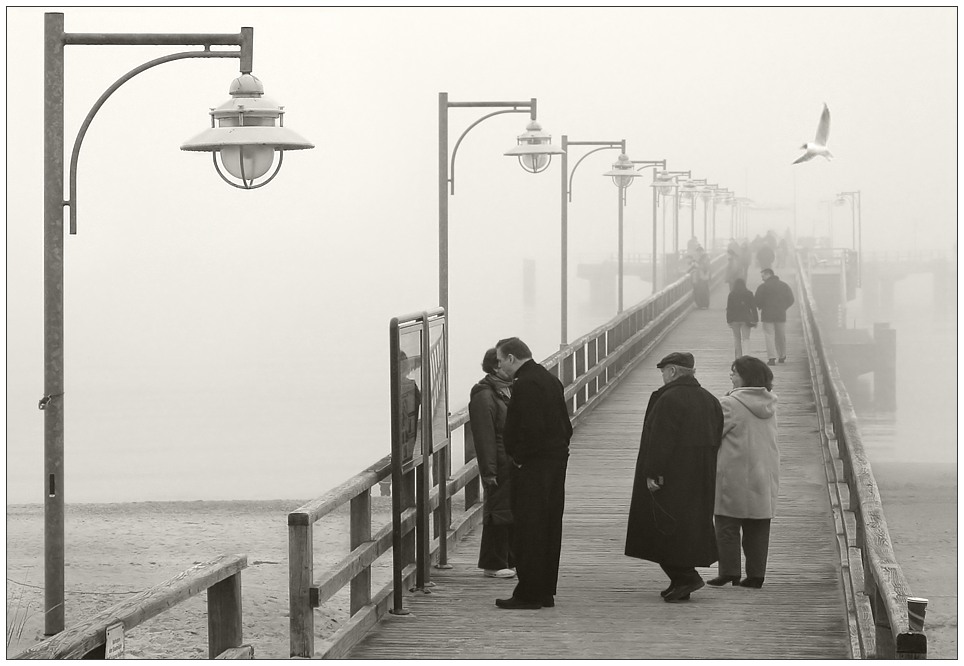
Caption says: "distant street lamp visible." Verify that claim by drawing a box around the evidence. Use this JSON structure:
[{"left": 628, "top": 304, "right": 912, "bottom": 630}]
[
  {"left": 602, "top": 153, "right": 644, "bottom": 313},
  {"left": 558, "top": 137, "right": 625, "bottom": 345},
  {"left": 652, "top": 169, "right": 690, "bottom": 253},
  {"left": 629, "top": 158, "right": 668, "bottom": 295},
  {"left": 439, "top": 92, "right": 563, "bottom": 316},
  {"left": 41, "top": 12, "right": 311, "bottom": 635},
  {"left": 678, "top": 178, "right": 707, "bottom": 246},
  {"left": 835, "top": 189, "right": 863, "bottom": 286},
  {"left": 699, "top": 183, "right": 719, "bottom": 249}
]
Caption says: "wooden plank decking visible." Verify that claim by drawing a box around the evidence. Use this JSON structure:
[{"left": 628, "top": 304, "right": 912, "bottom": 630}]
[{"left": 347, "top": 268, "right": 851, "bottom": 659}]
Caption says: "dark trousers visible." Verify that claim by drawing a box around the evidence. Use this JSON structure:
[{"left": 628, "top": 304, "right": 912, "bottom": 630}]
[
  {"left": 715, "top": 515, "right": 771, "bottom": 578},
  {"left": 509, "top": 458, "right": 568, "bottom": 602},
  {"left": 660, "top": 564, "right": 702, "bottom": 585},
  {"left": 478, "top": 522, "right": 514, "bottom": 570}
]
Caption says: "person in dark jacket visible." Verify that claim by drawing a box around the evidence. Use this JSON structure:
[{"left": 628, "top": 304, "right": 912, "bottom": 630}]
[
  {"left": 725, "top": 278, "right": 758, "bottom": 359},
  {"left": 494, "top": 337, "right": 573, "bottom": 610},
  {"left": 754, "top": 268, "right": 795, "bottom": 365},
  {"left": 625, "top": 351, "right": 723, "bottom": 603},
  {"left": 468, "top": 348, "right": 515, "bottom": 578}
]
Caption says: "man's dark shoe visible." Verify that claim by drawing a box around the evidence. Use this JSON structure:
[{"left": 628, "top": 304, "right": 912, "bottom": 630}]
[
  {"left": 541, "top": 595, "right": 555, "bottom": 608},
  {"left": 739, "top": 577, "right": 765, "bottom": 589},
  {"left": 707, "top": 575, "right": 741, "bottom": 587},
  {"left": 767, "top": 359, "right": 776, "bottom": 366},
  {"left": 778, "top": 357, "right": 786, "bottom": 363},
  {"left": 664, "top": 578, "right": 705, "bottom": 602},
  {"left": 496, "top": 596, "right": 541, "bottom": 610},
  {"left": 660, "top": 584, "right": 674, "bottom": 598}
]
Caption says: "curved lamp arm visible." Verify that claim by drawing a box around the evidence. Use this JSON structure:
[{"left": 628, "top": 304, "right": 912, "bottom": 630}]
[
  {"left": 568, "top": 146, "right": 619, "bottom": 202},
  {"left": 449, "top": 108, "right": 528, "bottom": 194},
  {"left": 67, "top": 49, "right": 244, "bottom": 234}
]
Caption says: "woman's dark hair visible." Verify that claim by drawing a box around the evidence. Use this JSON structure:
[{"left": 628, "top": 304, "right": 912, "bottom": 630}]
[
  {"left": 732, "top": 355, "right": 773, "bottom": 391},
  {"left": 481, "top": 347, "right": 499, "bottom": 375},
  {"left": 730, "top": 278, "right": 747, "bottom": 292}
]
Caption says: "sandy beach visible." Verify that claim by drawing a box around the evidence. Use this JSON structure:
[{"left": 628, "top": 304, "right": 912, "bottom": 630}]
[{"left": 6, "top": 463, "right": 956, "bottom": 659}]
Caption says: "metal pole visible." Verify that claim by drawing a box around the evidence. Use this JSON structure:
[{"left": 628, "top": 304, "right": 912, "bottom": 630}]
[
  {"left": 438, "top": 92, "right": 449, "bottom": 315},
  {"left": 703, "top": 197, "right": 709, "bottom": 249},
  {"left": 617, "top": 185, "right": 624, "bottom": 313},
  {"left": 560, "top": 136, "right": 568, "bottom": 346},
  {"left": 44, "top": 12, "right": 66, "bottom": 636},
  {"left": 651, "top": 171, "right": 658, "bottom": 293},
  {"left": 857, "top": 191, "right": 863, "bottom": 287},
  {"left": 673, "top": 188, "right": 680, "bottom": 253}
]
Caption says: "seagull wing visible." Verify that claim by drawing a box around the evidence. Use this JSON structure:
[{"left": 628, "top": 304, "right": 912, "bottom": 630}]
[
  {"left": 793, "top": 151, "right": 815, "bottom": 165},
  {"left": 814, "top": 103, "right": 831, "bottom": 146}
]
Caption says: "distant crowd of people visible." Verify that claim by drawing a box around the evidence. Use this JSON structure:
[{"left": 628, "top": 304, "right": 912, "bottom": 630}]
[{"left": 462, "top": 231, "right": 794, "bottom": 609}]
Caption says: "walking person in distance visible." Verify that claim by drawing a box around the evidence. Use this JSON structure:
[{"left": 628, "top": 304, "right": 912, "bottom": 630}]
[
  {"left": 468, "top": 348, "right": 515, "bottom": 579},
  {"left": 725, "top": 278, "right": 758, "bottom": 359},
  {"left": 754, "top": 268, "right": 795, "bottom": 365},
  {"left": 625, "top": 352, "right": 723, "bottom": 602},
  {"left": 709, "top": 356, "right": 779, "bottom": 589},
  {"left": 494, "top": 337, "right": 573, "bottom": 610}
]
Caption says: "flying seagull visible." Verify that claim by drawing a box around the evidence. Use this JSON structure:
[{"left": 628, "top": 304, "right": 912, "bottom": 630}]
[{"left": 793, "top": 103, "right": 833, "bottom": 164}]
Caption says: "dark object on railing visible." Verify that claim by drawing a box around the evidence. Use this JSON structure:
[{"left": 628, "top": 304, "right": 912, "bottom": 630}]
[
  {"left": 795, "top": 250, "right": 925, "bottom": 659},
  {"left": 14, "top": 554, "right": 249, "bottom": 659}
]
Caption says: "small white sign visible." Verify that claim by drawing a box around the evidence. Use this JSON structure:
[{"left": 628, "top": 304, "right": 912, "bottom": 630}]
[{"left": 105, "top": 622, "right": 125, "bottom": 660}]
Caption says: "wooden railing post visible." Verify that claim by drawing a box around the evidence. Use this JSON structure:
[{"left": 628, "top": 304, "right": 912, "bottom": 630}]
[
  {"left": 350, "top": 491, "right": 373, "bottom": 615},
  {"left": 207, "top": 571, "right": 243, "bottom": 659},
  {"left": 288, "top": 517, "right": 314, "bottom": 658}
]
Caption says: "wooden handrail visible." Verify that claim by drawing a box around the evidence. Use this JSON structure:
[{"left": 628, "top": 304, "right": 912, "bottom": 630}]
[
  {"left": 288, "top": 252, "right": 727, "bottom": 659},
  {"left": 794, "top": 251, "right": 926, "bottom": 659},
  {"left": 15, "top": 554, "right": 249, "bottom": 660}
]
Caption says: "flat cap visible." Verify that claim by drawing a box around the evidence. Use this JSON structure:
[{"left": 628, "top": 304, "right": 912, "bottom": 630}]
[{"left": 656, "top": 351, "right": 695, "bottom": 369}]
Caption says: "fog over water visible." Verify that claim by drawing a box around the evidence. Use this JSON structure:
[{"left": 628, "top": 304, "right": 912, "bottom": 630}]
[{"left": 5, "top": 7, "right": 956, "bottom": 503}]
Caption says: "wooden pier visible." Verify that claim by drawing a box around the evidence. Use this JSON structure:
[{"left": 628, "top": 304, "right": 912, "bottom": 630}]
[{"left": 346, "top": 273, "right": 851, "bottom": 659}]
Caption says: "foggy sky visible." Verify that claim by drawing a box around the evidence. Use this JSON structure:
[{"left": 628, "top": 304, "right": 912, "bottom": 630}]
[{"left": 5, "top": 7, "right": 957, "bottom": 503}]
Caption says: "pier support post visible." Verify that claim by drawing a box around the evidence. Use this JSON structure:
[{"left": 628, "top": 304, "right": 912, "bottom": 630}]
[{"left": 873, "top": 322, "right": 897, "bottom": 410}]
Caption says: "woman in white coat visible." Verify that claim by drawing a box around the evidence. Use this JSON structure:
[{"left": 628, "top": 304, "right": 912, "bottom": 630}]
[{"left": 708, "top": 355, "right": 779, "bottom": 589}]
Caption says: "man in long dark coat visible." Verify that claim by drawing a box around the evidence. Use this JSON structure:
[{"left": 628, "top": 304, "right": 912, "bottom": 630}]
[
  {"left": 495, "top": 337, "right": 573, "bottom": 610},
  {"left": 625, "top": 351, "right": 723, "bottom": 602}
]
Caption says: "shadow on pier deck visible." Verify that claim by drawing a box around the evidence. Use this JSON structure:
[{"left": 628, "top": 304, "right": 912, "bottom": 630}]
[{"left": 346, "top": 274, "right": 850, "bottom": 659}]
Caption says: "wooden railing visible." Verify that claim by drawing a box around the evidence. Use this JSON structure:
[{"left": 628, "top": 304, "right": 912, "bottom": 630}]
[
  {"left": 14, "top": 554, "right": 250, "bottom": 659},
  {"left": 288, "top": 254, "right": 726, "bottom": 659},
  {"left": 795, "top": 252, "right": 927, "bottom": 659}
]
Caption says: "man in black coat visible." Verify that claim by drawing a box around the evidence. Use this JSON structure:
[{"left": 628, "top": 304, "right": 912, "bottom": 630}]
[
  {"left": 494, "top": 337, "right": 573, "bottom": 610},
  {"left": 625, "top": 352, "right": 723, "bottom": 602},
  {"left": 754, "top": 268, "right": 796, "bottom": 365}
]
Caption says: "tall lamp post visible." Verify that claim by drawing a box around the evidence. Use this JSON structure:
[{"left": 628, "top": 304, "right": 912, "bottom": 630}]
[
  {"left": 652, "top": 170, "right": 690, "bottom": 283},
  {"left": 628, "top": 159, "right": 667, "bottom": 294},
  {"left": 603, "top": 154, "right": 644, "bottom": 313},
  {"left": 558, "top": 137, "right": 625, "bottom": 345},
  {"left": 439, "top": 92, "right": 563, "bottom": 317},
  {"left": 835, "top": 190, "right": 862, "bottom": 286},
  {"left": 678, "top": 177, "right": 708, "bottom": 246},
  {"left": 41, "top": 12, "right": 312, "bottom": 635},
  {"left": 699, "top": 183, "right": 719, "bottom": 250}
]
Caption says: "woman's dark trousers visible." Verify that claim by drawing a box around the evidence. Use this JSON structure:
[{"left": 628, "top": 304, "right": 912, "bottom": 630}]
[
  {"left": 478, "top": 521, "right": 514, "bottom": 570},
  {"left": 509, "top": 458, "right": 568, "bottom": 603},
  {"left": 715, "top": 514, "right": 771, "bottom": 578}
]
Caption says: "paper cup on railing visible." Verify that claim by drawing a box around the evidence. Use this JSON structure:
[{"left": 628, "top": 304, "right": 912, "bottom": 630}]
[{"left": 906, "top": 597, "right": 928, "bottom": 632}]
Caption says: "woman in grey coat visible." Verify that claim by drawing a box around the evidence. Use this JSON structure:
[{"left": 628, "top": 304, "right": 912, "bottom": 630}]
[
  {"left": 468, "top": 348, "right": 515, "bottom": 577},
  {"left": 709, "top": 355, "right": 779, "bottom": 589}
]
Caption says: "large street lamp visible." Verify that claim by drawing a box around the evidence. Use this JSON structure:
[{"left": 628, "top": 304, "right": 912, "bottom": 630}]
[
  {"left": 41, "top": 12, "right": 311, "bottom": 635},
  {"left": 558, "top": 137, "right": 625, "bottom": 345},
  {"left": 602, "top": 153, "right": 644, "bottom": 313},
  {"left": 835, "top": 190, "right": 863, "bottom": 286},
  {"left": 438, "top": 92, "right": 563, "bottom": 316},
  {"left": 628, "top": 158, "right": 668, "bottom": 295}
]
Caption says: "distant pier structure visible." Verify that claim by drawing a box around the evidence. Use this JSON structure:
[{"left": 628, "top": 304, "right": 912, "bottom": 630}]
[{"left": 805, "top": 247, "right": 955, "bottom": 410}]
